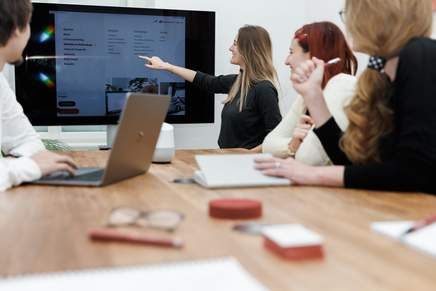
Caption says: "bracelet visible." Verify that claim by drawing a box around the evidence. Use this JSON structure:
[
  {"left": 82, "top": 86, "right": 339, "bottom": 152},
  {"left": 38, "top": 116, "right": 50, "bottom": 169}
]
[{"left": 287, "top": 146, "right": 296, "bottom": 158}]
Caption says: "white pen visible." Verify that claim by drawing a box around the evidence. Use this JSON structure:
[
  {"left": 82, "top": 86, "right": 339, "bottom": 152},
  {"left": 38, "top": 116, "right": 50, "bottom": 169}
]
[
  {"left": 137, "top": 55, "right": 148, "bottom": 60},
  {"left": 325, "top": 57, "right": 341, "bottom": 66}
]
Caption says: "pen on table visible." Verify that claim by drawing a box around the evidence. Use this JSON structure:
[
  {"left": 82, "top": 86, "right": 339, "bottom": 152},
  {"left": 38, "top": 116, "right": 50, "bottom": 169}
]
[
  {"left": 89, "top": 228, "right": 184, "bottom": 248},
  {"left": 401, "top": 214, "right": 436, "bottom": 236}
]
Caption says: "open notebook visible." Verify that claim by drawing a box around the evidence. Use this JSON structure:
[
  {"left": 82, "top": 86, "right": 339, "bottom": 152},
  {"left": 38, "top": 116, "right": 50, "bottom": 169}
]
[
  {"left": 0, "top": 257, "right": 268, "bottom": 291},
  {"left": 371, "top": 221, "right": 436, "bottom": 258},
  {"left": 193, "top": 154, "right": 291, "bottom": 188}
]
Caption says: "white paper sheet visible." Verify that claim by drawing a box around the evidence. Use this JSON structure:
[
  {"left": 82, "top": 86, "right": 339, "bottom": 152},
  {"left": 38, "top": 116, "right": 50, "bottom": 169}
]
[
  {"left": 0, "top": 257, "right": 268, "bottom": 291},
  {"left": 371, "top": 221, "right": 436, "bottom": 258}
]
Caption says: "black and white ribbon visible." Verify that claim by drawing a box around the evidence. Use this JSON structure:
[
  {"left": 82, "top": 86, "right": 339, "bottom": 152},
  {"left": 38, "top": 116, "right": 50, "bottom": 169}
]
[{"left": 367, "top": 56, "right": 386, "bottom": 73}]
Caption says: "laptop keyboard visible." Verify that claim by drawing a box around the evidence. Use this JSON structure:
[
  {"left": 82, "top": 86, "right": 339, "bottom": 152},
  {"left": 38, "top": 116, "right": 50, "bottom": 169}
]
[
  {"left": 42, "top": 169, "right": 104, "bottom": 182},
  {"left": 69, "top": 170, "right": 104, "bottom": 181}
]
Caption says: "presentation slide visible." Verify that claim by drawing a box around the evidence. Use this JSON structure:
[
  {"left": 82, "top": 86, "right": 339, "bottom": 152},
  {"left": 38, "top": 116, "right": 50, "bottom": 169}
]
[{"left": 53, "top": 11, "right": 186, "bottom": 117}]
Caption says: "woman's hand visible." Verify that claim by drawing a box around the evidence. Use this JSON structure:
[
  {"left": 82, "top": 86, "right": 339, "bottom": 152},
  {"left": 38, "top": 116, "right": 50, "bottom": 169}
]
[
  {"left": 291, "top": 57, "right": 332, "bottom": 128},
  {"left": 255, "top": 156, "right": 315, "bottom": 185},
  {"left": 143, "top": 56, "right": 172, "bottom": 71},
  {"left": 31, "top": 151, "right": 77, "bottom": 176},
  {"left": 255, "top": 156, "right": 345, "bottom": 187},
  {"left": 288, "top": 115, "right": 314, "bottom": 155},
  {"left": 291, "top": 57, "right": 325, "bottom": 103},
  {"left": 142, "top": 56, "right": 196, "bottom": 82}
]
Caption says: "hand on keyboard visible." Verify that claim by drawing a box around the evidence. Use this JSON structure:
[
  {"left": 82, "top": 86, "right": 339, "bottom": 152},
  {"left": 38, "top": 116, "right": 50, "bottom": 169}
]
[
  {"left": 31, "top": 151, "right": 77, "bottom": 177},
  {"left": 46, "top": 170, "right": 76, "bottom": 179}
]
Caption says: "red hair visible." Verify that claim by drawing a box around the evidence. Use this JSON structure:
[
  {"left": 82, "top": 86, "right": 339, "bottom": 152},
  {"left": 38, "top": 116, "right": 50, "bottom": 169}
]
[{"left": 294, "top": 22, "right": 357, "bottom": 88}]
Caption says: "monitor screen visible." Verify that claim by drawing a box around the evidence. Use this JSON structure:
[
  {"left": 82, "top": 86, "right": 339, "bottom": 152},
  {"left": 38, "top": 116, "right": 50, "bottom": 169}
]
[{"left": 15, "top": 3, "right": 215, "bottom": 125}]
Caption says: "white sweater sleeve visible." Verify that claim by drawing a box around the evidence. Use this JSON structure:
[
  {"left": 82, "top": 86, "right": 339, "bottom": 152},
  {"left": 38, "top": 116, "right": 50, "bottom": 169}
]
[
  {"left": 262, "top": 96, "right": 305, "bottom": 158},
  {"left": 295, "top": 74, "right": 357, "bottom": 165},
  {"left": 0, "top": 73, "right": 44, "bottom": 191},
  {"left": 0, "top": 157, "right": 42, "bottom": 191},
  {"left": 0, "top": 74, "right": 45, "bottom": 157}
]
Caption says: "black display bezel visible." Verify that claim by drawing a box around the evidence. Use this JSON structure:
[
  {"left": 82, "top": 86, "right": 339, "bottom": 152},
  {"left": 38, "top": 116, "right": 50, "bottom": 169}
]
[{"left": 15, "top": 3, "right": 215, "bottom": 125}]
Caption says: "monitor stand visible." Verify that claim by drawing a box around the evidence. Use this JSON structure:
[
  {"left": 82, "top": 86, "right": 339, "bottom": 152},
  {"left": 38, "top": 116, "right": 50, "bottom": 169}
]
[{"left": 98, "top": 125, "right": 117, "bottom": 150}]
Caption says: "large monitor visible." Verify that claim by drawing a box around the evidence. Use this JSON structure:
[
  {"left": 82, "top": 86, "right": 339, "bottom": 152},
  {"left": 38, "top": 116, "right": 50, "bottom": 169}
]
[{"left": 15, "top": 3, "right": 215, "bottom": 125}]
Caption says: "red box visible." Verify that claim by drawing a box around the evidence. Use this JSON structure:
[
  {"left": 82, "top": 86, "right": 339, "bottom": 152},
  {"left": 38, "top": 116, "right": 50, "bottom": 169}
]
[
  {"left": 262, "top": 224, "right": 324, "bottom": 260},
  {"left": 264, "top": 237, "right": 324, "bottom": 260}
]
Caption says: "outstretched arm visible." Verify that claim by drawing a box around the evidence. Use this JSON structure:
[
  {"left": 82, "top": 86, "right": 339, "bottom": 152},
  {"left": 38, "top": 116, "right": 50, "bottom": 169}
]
[{"left": 143, "top": 56, "right": 196, "bottom": 82}]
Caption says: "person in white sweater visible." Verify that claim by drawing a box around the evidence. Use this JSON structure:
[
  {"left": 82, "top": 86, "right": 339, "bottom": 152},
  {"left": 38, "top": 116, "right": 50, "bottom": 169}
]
[
  {"left": 0, "top": 0, "right": 76, "bottom": 191},
  {"left": 262, "top": 22, "right": 357, "bottom": 165}
]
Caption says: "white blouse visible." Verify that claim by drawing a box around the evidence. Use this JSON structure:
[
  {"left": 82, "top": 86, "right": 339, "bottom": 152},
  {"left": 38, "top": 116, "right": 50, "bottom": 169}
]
[
  {"left": 0, "top": 72, "right": 45, "bottom": 191},
  {"left": 262, "top": 73, "right": 357, "bottom": 165}
]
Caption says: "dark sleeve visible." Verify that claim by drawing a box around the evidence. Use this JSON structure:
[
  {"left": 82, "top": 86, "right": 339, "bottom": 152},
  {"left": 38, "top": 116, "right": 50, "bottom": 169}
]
[
  {"left": 255, "top": 82, "right": 282, "bottom": 132},
  {"left": 313, "top": 117, "right": 352, "bottom": 165},
  {"left": 343, "top": 38, "right": 436, "bottom": 193},
  {"left": 192, "top": 71, "right": 237, "bottom": 94},
  {"left": 343, "top": 161, "right": 431, "bottom": 192}
]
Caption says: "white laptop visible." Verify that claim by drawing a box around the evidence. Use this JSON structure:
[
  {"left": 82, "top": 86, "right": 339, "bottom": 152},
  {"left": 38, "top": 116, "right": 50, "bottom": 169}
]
[{"left": 193, "top": 154, "right": 291, "bottom": 188}]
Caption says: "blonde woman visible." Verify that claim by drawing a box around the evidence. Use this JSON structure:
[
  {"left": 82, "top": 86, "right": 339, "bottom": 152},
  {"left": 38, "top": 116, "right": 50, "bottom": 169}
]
[
  {"left": 143, "top": 25, "right": 281, "bottom": 149},
  {"left": 262, "top": 22, "right": 357, "bottom": 165},
  {"left": 256, "top": 0, "right": 436, "bottom": 194}
]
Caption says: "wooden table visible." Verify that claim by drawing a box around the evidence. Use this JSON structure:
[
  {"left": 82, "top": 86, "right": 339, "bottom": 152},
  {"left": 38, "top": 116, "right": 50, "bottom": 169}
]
[{"left": 1, "top": 150, "right": 436, "bottom": 290}]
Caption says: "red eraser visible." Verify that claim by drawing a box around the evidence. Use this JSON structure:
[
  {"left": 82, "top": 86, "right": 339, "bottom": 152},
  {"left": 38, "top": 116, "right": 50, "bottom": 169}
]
[
  {"left": 209, "top": 198, "right": 262, "bottom": 219},
  {"left": 262, "top": 224, "right": 324, "bottom": 260}
]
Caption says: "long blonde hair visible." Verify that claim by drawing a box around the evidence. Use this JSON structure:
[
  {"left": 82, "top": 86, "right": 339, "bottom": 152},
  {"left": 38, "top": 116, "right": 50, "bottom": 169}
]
[
  {"left": 225, "top": 25, "right": 279, "bottom": 112},
  {"left": 341, "top": 0, "right": 433, "bottom": 163}
]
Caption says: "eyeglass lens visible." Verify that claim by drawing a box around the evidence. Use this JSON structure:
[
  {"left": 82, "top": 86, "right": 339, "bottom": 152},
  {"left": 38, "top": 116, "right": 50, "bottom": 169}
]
[{"left": 108, "top": 207, "right": 184, "bottom": 231}]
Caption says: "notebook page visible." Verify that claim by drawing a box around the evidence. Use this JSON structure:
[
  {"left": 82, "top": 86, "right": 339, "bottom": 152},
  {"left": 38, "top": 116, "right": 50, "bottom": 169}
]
[
  {"left": 195, "top": 154, "right": 290, "bottom": 188},
  {"left": 0, "top": 257, "right": 268, "bottom": 291},
  {"left": 371, "top": 221, "right": 414, "bottom": 238},
  {"left": 371, "top": 221, "right": 436, "bottom": 258},
  {"left": 404, "top": 223, "right": 436, "bottom": 258}
]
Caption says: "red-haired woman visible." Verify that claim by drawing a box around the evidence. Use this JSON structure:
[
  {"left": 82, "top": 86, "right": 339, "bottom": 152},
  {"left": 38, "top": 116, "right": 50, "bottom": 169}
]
[{"left": 262, "top": 22, "right": 358, "bottom": 165}]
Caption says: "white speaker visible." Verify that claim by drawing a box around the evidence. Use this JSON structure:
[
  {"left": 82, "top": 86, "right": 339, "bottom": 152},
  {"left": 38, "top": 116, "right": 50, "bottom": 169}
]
[{"left": 152, "top": 122, "right": 175, "bottom": 163}]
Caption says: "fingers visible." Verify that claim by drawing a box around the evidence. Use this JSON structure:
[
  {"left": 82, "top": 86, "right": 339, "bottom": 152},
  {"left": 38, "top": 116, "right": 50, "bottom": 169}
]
[
  {"left": 139, "top": 56, "right": 152, "bottom": 63},
  {"left": 293, "top": 131, "right": 306, "bottom": 142},
  {"left": 312, "top": 57, "right": 326, "bottom": 76},
  {"left": 52, "top": 163, "right": 76, "bottom": 177},
  {"left": 292, "top": 60, "right": 318, "bottom": 84},
  {"left": 54, "top": 154, "right": 78, "bottom": 169},
  {"left": 293, "top": 125, "right": 311, "bottom": 141},
  {"left": 299, "top": 60, "right": 316, "bottom": 78},
  {"left": 291, "top": 71, "right": 303, "bottom": 84},
  {"left": 300, "top": 114, "right": 314, "bottom": 125},
  {"left": 143, "top": 56, "right": 159, "bottom": 68},
  {"left": 255, "top": 161, "right": 279, "bottom": 170},
  {"left": 294, "top": 67, "right": 307, "bottom": 82},
  {"left": 261, "top": 168, "right": 287, "bottom": 178},
  {"left": 296, "top": 124, "right": 312, "bottom": 130},
  {"left": 254, "top": 157, "right": 283, "bottom": 170},
  {"left": 312, "top": 57, "right": 325, "bottom": 67},
  {"left": 254, "top": 156, "right": 282, "bottom": 163}
]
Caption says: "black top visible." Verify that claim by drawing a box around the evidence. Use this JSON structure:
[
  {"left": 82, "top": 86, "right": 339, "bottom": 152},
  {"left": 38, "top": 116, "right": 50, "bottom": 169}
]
[
  {"left": 313, "top": 37, "right": 436, "bottom": 194},
  {"left": 193, "top": 71, "right": 282, "bottom": 149}
]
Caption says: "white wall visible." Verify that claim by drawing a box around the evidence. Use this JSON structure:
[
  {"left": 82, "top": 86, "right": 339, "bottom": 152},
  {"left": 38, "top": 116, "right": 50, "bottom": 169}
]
[
  {"left": 154, "top": 0, "right": 306, "bottom": 148},
  {"left": 4, "top": 1, "right": 436, "bottom": 149},
  {"left": 305, "top": 0, "right": 368, "bottom": 75}
]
